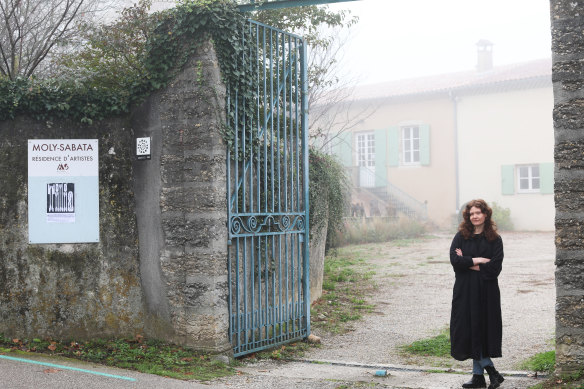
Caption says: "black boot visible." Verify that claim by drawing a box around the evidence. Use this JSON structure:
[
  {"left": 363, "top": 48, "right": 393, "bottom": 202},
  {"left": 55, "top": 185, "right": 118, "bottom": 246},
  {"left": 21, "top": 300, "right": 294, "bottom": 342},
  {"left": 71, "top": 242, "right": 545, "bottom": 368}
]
[
  {"left": 462, "top": 374, "right": 487, "bottom": 388},
  {"left": 484, "top": 365, "right": 504, "bottom": 389}
]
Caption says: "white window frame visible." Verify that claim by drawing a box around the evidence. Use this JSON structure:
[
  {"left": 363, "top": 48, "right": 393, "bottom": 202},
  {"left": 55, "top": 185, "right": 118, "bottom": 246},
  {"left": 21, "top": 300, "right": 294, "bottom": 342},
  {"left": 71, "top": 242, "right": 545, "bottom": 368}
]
[
  {"left": 517, "top": 165, "right": 540, "bottom": 193},
  {"left": 356, "top": 132, "right": 375, "bottom": 168},
  {"left": 401, "top": 125, "right": 420, "bottom": 165}
]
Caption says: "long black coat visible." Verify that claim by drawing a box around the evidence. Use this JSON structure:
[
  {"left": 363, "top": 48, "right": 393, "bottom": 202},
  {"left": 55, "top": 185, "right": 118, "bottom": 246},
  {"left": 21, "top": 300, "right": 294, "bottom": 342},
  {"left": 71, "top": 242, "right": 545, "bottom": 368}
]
[{"left": 449, "top": 231, "right": 504, "bottom": 361}]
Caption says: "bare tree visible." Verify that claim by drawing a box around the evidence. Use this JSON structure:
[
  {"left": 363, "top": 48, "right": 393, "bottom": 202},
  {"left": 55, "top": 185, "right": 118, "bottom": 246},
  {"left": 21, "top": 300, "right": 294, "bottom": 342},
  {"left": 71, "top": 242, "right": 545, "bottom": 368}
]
[
  {"left": 307, "top": 26, "right": 377, "bottom": 151},
  {"left": 0, "top": 0, "right": 114, "bottom": 79}
]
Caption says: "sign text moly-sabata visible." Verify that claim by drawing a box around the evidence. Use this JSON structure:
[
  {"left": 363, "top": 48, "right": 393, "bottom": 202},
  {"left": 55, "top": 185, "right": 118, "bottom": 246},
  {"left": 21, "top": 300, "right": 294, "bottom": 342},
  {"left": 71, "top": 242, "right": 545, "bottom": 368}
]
[{"left": 32, "top": 143, "right": 94, "bottom": 152}]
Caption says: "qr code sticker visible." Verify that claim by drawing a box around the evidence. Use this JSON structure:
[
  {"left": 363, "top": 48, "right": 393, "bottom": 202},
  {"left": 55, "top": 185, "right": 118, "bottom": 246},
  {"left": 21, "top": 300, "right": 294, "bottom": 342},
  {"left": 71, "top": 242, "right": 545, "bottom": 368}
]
[{"left": 137, "top": 138, "right": 150, "bottom": 155}]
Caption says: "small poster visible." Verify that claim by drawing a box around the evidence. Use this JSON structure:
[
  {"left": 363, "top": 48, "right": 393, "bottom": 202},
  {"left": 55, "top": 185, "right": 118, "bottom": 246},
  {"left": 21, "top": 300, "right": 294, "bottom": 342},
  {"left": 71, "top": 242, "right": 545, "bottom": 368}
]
[
  {"left": 28, "top": 139, "right": 99, "bottom": 244},
  {"left": 46, "top": 183, "right": 75, "bottom": 223}
]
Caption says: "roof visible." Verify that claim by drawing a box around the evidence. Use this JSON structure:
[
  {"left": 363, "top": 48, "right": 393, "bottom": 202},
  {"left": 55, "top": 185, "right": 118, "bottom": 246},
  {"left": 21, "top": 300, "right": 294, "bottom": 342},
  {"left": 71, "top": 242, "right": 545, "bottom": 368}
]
[{"left": 350, "top": 58, "right": 552, "bottom": 101}]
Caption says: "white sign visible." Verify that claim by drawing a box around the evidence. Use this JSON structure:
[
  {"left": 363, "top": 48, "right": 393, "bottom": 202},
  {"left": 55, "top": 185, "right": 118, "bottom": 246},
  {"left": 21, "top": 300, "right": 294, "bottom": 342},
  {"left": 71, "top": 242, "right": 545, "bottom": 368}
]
[
  {"left": 28, "top": 140, "right": 98, "bottom": 177},
  {"left": 136, "top": 137, "right": 151, "bottom": 160},
  {"left": 28, "top": 139, "right": 99, "bottom": 244}
]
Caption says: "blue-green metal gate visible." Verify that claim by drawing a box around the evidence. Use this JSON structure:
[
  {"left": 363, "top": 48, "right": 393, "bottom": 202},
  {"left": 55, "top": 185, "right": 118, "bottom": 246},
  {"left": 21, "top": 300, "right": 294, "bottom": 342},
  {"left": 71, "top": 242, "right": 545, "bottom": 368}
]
[{"left": 226, "top": 20, "right": 310, "bottom": 357}]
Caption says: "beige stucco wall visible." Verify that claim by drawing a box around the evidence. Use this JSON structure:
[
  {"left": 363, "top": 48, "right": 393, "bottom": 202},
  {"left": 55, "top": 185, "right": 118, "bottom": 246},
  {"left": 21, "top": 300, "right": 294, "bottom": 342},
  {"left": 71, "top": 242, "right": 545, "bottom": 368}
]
[
  {"left": 457, "top": 87, "right": 554, "bottom": 231},
  {"left": 340, "top": 97, "right": 458, "bottom": 228}
]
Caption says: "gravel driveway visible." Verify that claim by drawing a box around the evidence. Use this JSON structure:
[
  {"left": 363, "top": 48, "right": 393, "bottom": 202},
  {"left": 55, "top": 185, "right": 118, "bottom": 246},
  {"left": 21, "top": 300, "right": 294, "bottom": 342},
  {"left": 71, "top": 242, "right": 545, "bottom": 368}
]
[
  {"left": 306, "top": 231, "right": 556, "bottom": 371},
  {"left": 212, "top": 231, "right": 555, "bottom": 388}
]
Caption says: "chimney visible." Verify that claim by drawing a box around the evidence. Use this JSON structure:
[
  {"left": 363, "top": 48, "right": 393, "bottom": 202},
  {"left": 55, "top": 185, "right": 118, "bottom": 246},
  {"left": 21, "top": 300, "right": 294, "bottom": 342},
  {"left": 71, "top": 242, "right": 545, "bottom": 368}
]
[{"left": 476, "top": 39, "right": 493, "bottom": 72}]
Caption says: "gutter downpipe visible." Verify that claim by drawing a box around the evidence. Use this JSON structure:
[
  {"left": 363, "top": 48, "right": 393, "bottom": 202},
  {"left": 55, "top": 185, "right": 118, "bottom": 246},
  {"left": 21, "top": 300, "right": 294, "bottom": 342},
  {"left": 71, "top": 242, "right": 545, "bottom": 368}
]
[{"left": 449, "top": 90, "right": 460, "bottom": 214}]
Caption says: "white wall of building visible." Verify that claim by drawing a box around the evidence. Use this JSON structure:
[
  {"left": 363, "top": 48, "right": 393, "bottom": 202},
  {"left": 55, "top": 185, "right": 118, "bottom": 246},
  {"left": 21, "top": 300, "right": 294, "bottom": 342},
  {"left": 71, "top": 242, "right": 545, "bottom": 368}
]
[{"left": 457, "top": 86, "right": 555, "bottom": 231}]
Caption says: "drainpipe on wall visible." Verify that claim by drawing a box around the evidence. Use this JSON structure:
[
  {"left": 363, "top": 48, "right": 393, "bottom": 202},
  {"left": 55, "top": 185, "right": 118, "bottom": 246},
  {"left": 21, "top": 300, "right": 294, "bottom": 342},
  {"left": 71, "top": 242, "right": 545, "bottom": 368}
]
[{"left": 449, "top": 91, "right": 460, "bottom": 214}]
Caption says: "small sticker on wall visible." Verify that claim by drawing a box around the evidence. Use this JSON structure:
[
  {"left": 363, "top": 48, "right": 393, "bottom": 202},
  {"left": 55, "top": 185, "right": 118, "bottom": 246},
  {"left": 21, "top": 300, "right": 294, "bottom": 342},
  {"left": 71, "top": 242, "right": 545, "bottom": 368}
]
[{"left": 46, "top": 183, "right": 75, "bottom": 223}]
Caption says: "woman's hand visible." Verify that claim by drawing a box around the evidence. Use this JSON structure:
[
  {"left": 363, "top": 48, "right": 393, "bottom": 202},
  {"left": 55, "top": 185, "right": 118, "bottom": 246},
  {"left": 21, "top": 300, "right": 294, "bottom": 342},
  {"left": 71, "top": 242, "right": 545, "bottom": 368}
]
[
  {"left": 456, "top": 248, "right": 490, "bottom": 270},
  {"left": 473, "top": 257, "right": 491, "bottom": 265}
]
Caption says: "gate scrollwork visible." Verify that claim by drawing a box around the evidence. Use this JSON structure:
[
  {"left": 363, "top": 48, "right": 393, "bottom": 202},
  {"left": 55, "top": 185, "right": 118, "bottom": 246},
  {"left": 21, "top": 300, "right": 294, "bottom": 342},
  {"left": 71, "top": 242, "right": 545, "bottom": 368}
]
[{"left": 230, "top": 214, "right": 306, "bottom": 235}]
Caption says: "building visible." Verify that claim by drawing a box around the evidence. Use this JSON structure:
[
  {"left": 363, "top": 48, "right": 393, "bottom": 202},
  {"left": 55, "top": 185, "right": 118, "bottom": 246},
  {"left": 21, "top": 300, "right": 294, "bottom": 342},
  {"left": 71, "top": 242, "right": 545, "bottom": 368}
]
[{"left": 329, "top": 42, "right": 553, "bottom": 230}]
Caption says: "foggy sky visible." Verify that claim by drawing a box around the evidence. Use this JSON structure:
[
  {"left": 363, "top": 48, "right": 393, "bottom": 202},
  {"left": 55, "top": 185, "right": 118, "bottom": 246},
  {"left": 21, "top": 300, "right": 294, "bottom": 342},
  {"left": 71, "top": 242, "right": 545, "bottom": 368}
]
[{"left": 328, "top": 0, "right": 552, "bottom": 85}]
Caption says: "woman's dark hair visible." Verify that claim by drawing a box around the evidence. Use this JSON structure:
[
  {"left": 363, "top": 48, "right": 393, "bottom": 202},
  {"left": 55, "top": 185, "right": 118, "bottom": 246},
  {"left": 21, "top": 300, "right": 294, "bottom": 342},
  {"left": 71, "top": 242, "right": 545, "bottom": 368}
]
[{"left": 458, "top": 199, "right": 499, "bottom": 241}]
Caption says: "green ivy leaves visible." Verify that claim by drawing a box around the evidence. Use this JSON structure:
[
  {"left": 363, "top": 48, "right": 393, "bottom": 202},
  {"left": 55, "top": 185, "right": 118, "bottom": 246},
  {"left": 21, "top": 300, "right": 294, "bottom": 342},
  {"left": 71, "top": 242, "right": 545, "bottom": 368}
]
[{"left": 0, "top": 0, "right": 248, "bottom": 125}]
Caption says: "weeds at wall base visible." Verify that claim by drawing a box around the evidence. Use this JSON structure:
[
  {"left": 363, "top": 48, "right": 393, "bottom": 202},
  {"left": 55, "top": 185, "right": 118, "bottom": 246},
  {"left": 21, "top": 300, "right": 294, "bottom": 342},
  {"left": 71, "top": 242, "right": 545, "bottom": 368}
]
[
  {"left": 528, "top": 370, "right": 584, "bottom": 389},
  {"left": 0, "top": 333, "right": 235, "bottom": 381},
  {"left": 519, "top": 350, "right": 555, "bottom": 375},
  {"left": 311, "top": 249, "right": 377, "bottom": 335}
]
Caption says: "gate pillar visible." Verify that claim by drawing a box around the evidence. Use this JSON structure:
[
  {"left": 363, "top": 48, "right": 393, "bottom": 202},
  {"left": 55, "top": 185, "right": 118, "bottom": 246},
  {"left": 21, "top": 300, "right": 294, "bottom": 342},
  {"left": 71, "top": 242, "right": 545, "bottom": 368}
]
[
  {"left": 133, "top": 40, "right": 231, "bottom": 353},
  {"left": 551, "top": 0, "right": 584, "bottom": 374}
]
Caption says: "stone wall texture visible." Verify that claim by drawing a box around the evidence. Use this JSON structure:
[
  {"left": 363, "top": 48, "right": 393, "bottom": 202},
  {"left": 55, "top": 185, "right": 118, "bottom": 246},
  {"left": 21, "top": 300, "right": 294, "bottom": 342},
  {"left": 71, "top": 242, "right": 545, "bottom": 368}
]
[
  {"left": 0, "top": 117, "right": 144, "bottom": 340},
  {"left": 0, "top": 41, "right": 230, "bottom": 353},
  {"left": 309, "top": 202, "right": 328, "bottom": 304},
  {"left": 551, "top": 0, "right": 584, "bottom": 373}
]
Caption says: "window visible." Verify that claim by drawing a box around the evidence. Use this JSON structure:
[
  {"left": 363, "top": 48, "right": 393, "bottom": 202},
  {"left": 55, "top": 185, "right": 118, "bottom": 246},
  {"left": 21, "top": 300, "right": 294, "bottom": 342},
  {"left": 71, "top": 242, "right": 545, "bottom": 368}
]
[
  {"left": 357, "top": 133, "right": 375, "bottom": 168},
  {"left": 517, "top": 165, "right": 540, "bottom": 193},
  {"left": 502, "top": 163, "right": 553, "bottom": 195},
  {"left": 388, "top": 124, "right": 430, "bottom": 167},
  {"left": 402, "top": 126, "right": 420, "bottom": 164}
]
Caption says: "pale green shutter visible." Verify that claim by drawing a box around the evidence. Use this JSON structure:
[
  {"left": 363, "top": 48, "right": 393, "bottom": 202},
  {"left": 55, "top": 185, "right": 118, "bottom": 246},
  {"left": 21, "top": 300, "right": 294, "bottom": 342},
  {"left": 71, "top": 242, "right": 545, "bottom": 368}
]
[
  {"left": 539, "top": 162, "right": 554, "bottom": 194},
  {"left": 375, "top": 129, "right": 387, "bottom": 187},
  {"left": 419, "top": 124, "right": 430, "bottom": 166},
  {"left": 333, "top": 131, "right": 353, "bottom": 167},
  {"left": 388, "top": 126, "right": 399, "bottom": 167},
  {"left": 501, "top": 165, "right": 515, "bottom": 195}
]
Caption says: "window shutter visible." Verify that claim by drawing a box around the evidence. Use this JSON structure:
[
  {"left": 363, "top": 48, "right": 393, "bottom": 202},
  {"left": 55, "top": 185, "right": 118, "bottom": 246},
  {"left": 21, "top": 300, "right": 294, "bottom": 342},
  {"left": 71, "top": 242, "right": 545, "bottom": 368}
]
[
  {"left": 388, "top": 126, "right": 399, "bottom": 167},
  {"left": 419, "top": 124, "right": 430, "bottom": 166},
  {"left": 374, "top": 129, "right": 387, "bottom": 187},
  {"left": 539, "top": 162, "right": 554, "bottom": 194},
  {"left": 501, "top": 165, "right": 515, "bottom": 195},
  {"left": 333, "top": 131, "right": 353, "bottom": 167}
]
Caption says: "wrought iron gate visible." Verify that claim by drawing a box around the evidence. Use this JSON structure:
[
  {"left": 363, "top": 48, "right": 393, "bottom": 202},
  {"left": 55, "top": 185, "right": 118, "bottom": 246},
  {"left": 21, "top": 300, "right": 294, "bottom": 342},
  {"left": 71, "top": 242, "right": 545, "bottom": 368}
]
[{"left": 226, "top": 20, "right": 310, "bottom": 357}]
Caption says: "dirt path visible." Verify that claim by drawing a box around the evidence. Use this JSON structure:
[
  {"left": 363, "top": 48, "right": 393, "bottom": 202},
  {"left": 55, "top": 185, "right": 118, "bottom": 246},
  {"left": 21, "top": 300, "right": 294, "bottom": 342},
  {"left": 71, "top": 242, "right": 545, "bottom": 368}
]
[{"left": 306, "top": 231, "right": 556, "bottom": 371}]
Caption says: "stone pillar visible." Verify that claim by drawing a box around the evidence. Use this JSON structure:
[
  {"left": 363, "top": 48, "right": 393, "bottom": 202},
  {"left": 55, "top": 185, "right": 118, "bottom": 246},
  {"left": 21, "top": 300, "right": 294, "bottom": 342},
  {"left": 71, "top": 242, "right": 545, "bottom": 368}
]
[
  {"left": 133, "top": 40, "right": 230, "bottom": 353},
  {"left": 309, "top": 202, "right": 328, "bottom": 303},
  {"left": 551, "top": 0, "right": 584, "bottom": 373}
]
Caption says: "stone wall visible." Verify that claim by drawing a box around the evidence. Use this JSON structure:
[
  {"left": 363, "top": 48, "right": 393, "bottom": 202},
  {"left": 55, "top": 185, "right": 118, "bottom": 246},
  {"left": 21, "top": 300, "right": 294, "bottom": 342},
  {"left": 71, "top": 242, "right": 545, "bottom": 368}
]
[
  {"left": 551, "top": 0, "right": 584, "bottom": 373},
  {"left": 0, "top": 41, "right": 230, "bottom": 353},
  {"left": 0, "top": 117, "right": 144, "bottom": 340}
]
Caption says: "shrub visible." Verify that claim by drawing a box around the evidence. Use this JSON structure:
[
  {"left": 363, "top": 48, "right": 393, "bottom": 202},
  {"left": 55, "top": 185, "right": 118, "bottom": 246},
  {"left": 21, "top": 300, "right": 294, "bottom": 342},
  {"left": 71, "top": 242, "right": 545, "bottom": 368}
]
[
  {"left": 490, "top": 202, "right": 514, "bottom": 231},
  {"left": 309, "top": 148, "right": 350, "bottom": 250},
  {"left": 333, "top": 216, "right": 426, "bottom": 246}
]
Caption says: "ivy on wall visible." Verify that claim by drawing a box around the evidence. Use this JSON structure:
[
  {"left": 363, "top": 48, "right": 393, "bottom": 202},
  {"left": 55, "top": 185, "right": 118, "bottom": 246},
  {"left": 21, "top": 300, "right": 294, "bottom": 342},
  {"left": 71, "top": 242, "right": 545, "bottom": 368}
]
[{"left": 0, "top": 0, "right": 251, "bottom": 125}]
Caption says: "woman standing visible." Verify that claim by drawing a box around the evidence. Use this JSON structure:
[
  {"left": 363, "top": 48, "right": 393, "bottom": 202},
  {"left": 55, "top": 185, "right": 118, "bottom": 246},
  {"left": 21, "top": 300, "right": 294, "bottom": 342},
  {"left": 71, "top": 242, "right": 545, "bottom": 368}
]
[{"left": 450, "top": 199, "right": 506, "bottom": 389}]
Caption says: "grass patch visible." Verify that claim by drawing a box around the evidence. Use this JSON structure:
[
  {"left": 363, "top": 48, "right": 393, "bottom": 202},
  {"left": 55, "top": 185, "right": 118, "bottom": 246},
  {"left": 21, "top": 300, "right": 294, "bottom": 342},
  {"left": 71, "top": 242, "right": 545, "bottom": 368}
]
[
  {"left": 402, "top": 328, "right": 451, "bottom": 357},
  {"left": 0, "top": 334, "right": 234, "bottom": 381},
  {"left": 311, "top": 250, "right": 377, "bottom": 335},
  {"left": 520, "top": 350, "right": 555, "bottom": 374}
]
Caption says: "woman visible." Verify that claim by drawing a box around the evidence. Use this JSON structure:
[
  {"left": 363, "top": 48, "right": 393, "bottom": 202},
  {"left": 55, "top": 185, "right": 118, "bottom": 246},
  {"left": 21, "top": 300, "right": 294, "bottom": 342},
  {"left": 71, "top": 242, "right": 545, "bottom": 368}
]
[{"left": 450, "top": 199, "right": 506, "bottom": 389}]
